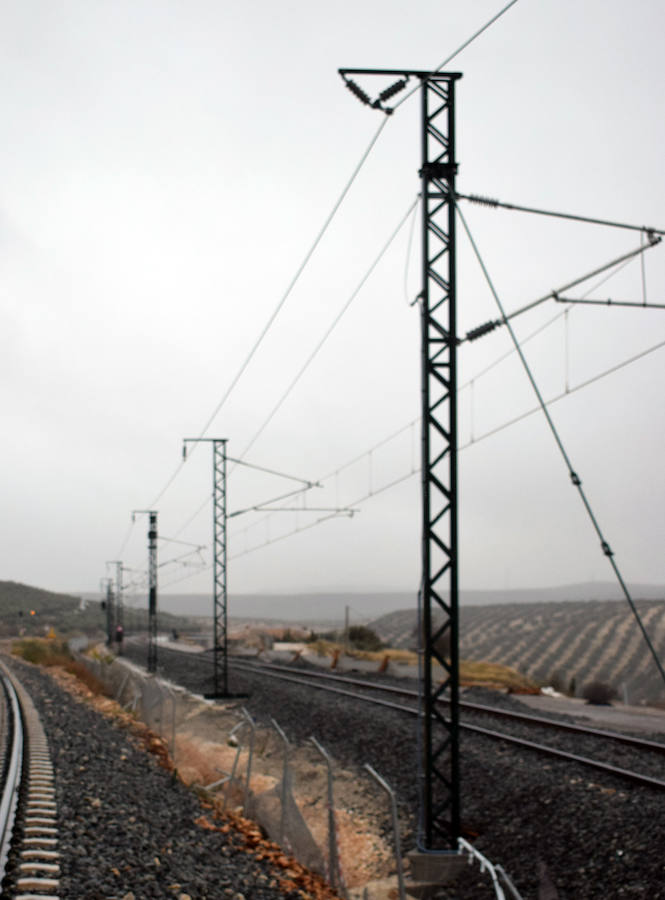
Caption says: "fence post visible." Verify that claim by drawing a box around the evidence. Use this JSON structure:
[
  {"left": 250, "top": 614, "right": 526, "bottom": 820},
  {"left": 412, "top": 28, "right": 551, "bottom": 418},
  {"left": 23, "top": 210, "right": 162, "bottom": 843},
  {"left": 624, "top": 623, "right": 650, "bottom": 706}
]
[
  {"left": 242, "top": 707, "right": 255, "bottom": 816},
  {"left": 165, "top": 684, "right": 177, "bottom": 766},
  {"left": 310, "top": 736, "right": 342, "bottom": 894},
  {"left": 271, "top": 718, "right": 290, "bottom": 845},
  {"left": 364, "top": 764, "right": 406, "bottom": 900}
]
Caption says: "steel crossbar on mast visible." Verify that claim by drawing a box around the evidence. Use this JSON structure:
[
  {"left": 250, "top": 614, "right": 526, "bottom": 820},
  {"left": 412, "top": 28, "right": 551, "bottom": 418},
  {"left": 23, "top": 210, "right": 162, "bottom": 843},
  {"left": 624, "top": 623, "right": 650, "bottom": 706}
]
[{"left": 338, "top": 67, "right": 462, "bottom": 851}]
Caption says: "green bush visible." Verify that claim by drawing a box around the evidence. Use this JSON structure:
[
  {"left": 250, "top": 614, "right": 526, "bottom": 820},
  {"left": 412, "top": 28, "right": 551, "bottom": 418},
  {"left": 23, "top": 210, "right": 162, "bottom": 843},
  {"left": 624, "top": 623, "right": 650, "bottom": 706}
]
[
  {"left": 347, "top": 625, "right": 383, "bottom": 652},
  {"left": 13, "top": 638, "right": 72, "bottom": 666},
  {"left": 582, "top": 680, "right": 617, "bottom": 705}
]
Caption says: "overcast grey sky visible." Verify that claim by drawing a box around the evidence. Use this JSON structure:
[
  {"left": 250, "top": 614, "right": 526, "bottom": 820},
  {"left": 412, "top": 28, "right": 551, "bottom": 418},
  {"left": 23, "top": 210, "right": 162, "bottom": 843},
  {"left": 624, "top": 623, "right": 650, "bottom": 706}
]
[{"left": 2, "top": 0, "right": 664, "bottom": 602}]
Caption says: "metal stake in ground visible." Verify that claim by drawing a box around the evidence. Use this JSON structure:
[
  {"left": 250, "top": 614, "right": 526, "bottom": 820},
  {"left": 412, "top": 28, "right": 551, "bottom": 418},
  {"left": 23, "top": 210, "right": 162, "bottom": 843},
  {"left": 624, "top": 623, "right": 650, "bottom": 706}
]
[
  {"left": 311, "top": 736, "right": 343, "bottom": 895},
  {"left": 183, "top": 438, "right": 229, "bottom": 698}
]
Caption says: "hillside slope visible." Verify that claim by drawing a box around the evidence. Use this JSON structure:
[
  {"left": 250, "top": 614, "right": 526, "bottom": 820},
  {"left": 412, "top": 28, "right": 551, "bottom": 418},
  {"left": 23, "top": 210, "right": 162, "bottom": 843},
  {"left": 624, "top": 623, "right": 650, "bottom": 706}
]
[
  {"left": 0, "top": 581, "right": 199, "bottom": 638},
  {"left": 369, "top": 598, "right": 665, "bottom": 705}
]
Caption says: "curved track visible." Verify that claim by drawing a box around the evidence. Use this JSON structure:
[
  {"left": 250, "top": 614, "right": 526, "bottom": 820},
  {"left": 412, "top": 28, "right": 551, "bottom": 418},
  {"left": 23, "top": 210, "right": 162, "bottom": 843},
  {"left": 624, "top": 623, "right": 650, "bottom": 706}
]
[
  {"left": 0, "top": 662, "right": 60, "bottom": 900},
  {"left": 0, "top": 670, "right": 23, "bottom": 885},
  {"left": 154, "top": 644, "right": 665, "bottom": 792}
]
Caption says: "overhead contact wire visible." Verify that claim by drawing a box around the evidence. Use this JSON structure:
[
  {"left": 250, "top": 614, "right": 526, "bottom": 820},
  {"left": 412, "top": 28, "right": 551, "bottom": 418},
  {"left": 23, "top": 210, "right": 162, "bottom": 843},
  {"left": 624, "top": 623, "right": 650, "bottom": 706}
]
[
  {"left": 456, "top": 191, "right": 665, "bottom": 237},
  {"left": 461, "top": 335, "right": 665, "bottom": 449},
  {"left": 172, "top": 329, "right": 665, "bottom": 573},
  {"left": 235, "top": 195, "right": 420, "bottom": 463},
  {"left": 141, "top": 0, "right": 520, "bottom": 514},
  {"left": 144, "top": 118, "right": 388, "bottom": 509},
  {"left": 167, "top": 251, "right": 647, "bottom": 546},
  {"left": 391, "top": 0, "right": 521, "bottom": 111},
  {"left": 462, "top": 239, "right": 661, "bottom": 342},
  {"left": 456, "top": 202, "right": 665, "bottom": 692}
]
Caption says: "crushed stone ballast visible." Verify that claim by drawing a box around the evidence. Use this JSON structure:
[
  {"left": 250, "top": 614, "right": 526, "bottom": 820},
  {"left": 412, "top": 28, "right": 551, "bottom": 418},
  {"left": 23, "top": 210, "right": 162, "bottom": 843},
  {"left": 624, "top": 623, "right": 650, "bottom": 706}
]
[{"left": 0, "top": 660, "right": 60, "bottom": 900}]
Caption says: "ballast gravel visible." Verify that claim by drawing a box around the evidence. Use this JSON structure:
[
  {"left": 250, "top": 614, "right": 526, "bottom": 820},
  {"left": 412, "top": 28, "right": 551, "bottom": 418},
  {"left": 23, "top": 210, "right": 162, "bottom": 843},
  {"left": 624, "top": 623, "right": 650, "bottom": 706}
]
[
  {"left": 127, "top": 646, "right": 665, "bottom": 900},
  {"left": 4, "top": 656, "right": 306, "bottom": 900}
]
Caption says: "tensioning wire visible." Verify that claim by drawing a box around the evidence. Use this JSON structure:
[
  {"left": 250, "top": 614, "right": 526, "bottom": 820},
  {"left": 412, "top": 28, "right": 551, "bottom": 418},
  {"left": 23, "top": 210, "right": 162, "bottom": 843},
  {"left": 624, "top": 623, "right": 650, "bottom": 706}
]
[
  {"left": 170, "top": 237, "right": 644, "bottom": 548},
  {"left": 139, "top": 0, "right": 522, "bottom": 515},
  {"left": 134, "top": 320, "right": 665, "bottom": 586},
  {"left": 234, "top": 195, "right": 420, "bottom": 465},
  {"left": 456, "top": 200, "right": 665, "bottom": 691},
  {"left": 391, "top": 0, "right": 521, "bottom": 111},
  {"left": 167, "top": 195, "right": 418, "bottom": 540}
]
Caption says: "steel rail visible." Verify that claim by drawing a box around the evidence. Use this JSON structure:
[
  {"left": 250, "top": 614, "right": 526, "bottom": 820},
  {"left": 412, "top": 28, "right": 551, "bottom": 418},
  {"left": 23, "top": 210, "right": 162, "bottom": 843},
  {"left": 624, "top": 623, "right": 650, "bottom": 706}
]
[
  {"left": 230, "top": 659, "right": 665, "bottom": 792},
  {"left": 0, "top": 672, "right": 24, "bottom": 884},
  {"left": 152, "top": 645, "right": 665, "bottom": 789},
  {"left": 229, "top": 656, "right": 665, "bottom": 755}
]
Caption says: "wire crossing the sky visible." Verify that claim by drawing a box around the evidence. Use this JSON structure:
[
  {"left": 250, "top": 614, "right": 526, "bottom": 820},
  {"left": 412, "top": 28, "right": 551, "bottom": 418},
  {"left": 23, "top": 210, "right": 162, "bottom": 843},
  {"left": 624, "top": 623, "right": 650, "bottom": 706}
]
[
  {"left": 166, "top": 236, "right": 661, "bottom": 566},
  {"left": 158, "top": 321, "right": 665, "bottom": 585},
  {"left": 456, "top": 191, "right": 665, "bottom": 237},
  {"left": 129, "top": 0, "right": 522, "bottom": 522},
  {"left": 456, "top": 201, "right": 665, "bottom": 692}
]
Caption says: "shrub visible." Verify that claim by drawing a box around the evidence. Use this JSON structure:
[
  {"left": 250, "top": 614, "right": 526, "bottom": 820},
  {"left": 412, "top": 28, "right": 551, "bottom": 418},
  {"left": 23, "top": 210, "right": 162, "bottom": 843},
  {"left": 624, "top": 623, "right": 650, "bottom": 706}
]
[
  {"left": 312, "top": 630, "right": 339, "bottom": 643},
  {"left": 13, "top": 638, "right": 72, "bottom": 667},
  {"left": 548, "top": 670, "right": 566, "bottom": 693},
  {"left": 347, "top": 625, "right": 383, "bottom": 652},
  {"left": 13, "top": 637, "right": 110, "bottom": 697},
  {"left": 582, "top": 680, "right": 617, "bottom": 705},
  {"left": 65, "top": 660, "right": 109, "bottom": 697},
  {"left": 281, "top": 628, "right": 302, "bottom": 643},
  {"left": 411, "top": 623, "right": 451, "bottom": 658}
]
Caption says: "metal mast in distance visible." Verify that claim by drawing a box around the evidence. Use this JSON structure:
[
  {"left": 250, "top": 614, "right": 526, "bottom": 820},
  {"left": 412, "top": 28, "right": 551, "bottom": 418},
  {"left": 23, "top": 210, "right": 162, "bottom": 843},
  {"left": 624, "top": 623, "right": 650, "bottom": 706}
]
[
  {"left": 133, "top": 510, "right": 158, "bottom": 673},
  {"left": 183, "top": 438, "right": 229, "bottom": 698}
]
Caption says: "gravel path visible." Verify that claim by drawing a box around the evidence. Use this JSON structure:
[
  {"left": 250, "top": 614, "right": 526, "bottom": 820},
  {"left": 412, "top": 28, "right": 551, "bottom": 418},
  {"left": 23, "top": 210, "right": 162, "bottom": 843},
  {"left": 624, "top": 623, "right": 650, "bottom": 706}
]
[
  {"left": 130, "top": 645, "right": 665, "bottom": 900},
  {"left": 3, "top": 656, "right": 315, "bottom": 900}
]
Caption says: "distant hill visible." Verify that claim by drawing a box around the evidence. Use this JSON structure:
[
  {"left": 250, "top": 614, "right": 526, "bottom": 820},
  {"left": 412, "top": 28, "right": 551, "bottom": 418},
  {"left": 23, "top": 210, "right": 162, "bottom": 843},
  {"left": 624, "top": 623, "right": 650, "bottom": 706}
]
[
  {"left": 0, "top": 581, "right": 202, "bottom": 638},
  {"left": 83, "top": 590, "right": 417, "bottom": 625},
  {"left": 91, "top": 582, "right": 665, "bottom": 623},
  {"left": 0, "top": 581, "right": 85, "bottom": 636},
  {"left": 369, "top": 597, "right": 665, "bottom": 705}
]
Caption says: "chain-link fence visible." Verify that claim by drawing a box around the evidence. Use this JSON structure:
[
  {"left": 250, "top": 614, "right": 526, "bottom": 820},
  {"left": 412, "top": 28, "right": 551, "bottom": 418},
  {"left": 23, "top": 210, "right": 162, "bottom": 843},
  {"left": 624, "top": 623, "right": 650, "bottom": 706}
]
[{"left": 72, "top": 649, "right": 340, "bottom": 883}]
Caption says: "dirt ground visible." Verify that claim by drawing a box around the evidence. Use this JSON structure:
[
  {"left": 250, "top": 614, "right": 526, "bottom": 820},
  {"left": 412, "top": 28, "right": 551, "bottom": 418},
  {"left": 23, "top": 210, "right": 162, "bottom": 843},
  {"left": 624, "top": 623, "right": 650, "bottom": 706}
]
[
  {"left": 42, "top": 656, "right": 404, "bottom": 899},
  {"left": 516, "top": 691, "right": 665, "bottom": 734}
]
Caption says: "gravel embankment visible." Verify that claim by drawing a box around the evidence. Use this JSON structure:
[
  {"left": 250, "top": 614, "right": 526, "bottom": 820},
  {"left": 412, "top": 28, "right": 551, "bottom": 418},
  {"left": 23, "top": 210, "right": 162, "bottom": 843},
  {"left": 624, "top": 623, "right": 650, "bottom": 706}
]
[
  {"left": 129, "top": 645, "right": 665, "bottom": 900},
  {"left": 3, "top": 656, "right": 314, "bottom": 900}
]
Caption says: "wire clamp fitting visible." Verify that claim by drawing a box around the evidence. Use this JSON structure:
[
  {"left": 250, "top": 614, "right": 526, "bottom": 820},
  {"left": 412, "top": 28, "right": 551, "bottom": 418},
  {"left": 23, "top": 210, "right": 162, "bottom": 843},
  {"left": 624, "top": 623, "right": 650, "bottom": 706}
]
[
  {"left": 465, "top": 192, "right": 500, "bottom": 208},
  {"left": 570, "top": 471, "right": 581, "bottom": 486},
  {"left": 465, "top": 320, "right": 499, "bottom": 342},
  {"left": 419, "top": 161, "right": 459, "bottom": 181},
  {"left": 601, "top": 541, "right": 614, "bottom": 557}
]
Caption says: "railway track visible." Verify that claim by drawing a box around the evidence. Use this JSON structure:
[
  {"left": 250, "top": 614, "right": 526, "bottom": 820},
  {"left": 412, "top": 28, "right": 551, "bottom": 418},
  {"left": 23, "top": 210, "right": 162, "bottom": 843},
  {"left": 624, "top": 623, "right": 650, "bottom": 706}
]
[
  {"left": 0, "top": 662, "right": 60, "bottom": 900},
  {"left": 153, "top": 644, "right": 665, "bottom": 792}
]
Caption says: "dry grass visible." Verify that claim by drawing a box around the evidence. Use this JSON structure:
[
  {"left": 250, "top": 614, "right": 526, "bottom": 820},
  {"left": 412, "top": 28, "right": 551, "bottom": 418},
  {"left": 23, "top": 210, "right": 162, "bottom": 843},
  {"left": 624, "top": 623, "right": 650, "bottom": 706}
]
[
  {"left": 12, "top": 636, "right": 110, "bottom": 697},
  {"left": 307, "top": 640, "right": 418, "bottom": 664},
  {"left": 460, "top": 659, "right": 539, "bottom": 693},
  {"left": 305, "top": 640, "right": 536, "bottom": 691},
  {"left": 13, "top": 636, "right": 72, "bottom": 666}
]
